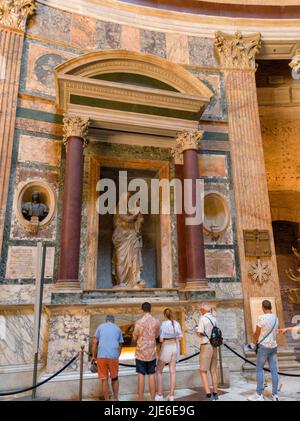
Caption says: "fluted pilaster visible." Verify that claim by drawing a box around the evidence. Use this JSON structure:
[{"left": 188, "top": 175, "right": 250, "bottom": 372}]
[
  {"left": 215, "top": 31, "right": 285, "bottom": 342},
  {"left": 0, "top": 0, "right": 36, "bottom": 253}
]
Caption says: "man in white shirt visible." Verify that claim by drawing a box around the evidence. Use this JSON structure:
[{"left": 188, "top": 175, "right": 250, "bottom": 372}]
[
  {"left": 196, "top": 303, "right": 218, "bottom": 401},
  {"left": 248, "top": 299, "right": 279, "bottom": 401}
]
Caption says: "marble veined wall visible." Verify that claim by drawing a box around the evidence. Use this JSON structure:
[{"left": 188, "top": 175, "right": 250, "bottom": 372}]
[{"left": 0, "top": 1, "right": 236, "bottom": 290}]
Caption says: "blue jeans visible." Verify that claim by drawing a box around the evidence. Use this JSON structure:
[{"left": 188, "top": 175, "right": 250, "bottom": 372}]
[{"left": 256, "top": 345, "right": 278, "bottom": 395}]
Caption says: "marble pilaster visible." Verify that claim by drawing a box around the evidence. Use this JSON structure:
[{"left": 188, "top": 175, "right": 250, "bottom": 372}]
[
  {"left": 215, "top": 31, "right": 285, "bottom": 343},
  {"left": 0, "top": 0, "right": 36, "bottom": 253}
]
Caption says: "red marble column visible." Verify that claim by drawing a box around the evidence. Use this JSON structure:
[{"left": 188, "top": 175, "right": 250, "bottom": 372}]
[
  {"left": 174, "top": 163, "right": 187, "bottom": 288},
  {"left": 176, "top": 131, "right": 208, "bottom": 290},
  {"left": 57, "top": 116, "right": 89, "bottom": 288}
]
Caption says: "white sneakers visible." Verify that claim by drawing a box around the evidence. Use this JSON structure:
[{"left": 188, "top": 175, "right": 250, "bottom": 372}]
[
  {"left": 248, "top": 393, "right": 264, "bottom": 401},
  {"left": 154, "top": 394, "right": 174, "bottom": 401},
  {"left": 248, "top": 393, "right": 279, "bottom": 401}
]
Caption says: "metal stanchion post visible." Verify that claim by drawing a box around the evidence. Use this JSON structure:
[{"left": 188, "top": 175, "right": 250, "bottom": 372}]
[
  {"left": 218, "top": 345, "right": 226, "bottom": 388},
  {"left": 79, "top": 345, "right": 85, "bottom": 401},
  {"left": 32, "top": 242, "right": 46, "bottom": 400}
]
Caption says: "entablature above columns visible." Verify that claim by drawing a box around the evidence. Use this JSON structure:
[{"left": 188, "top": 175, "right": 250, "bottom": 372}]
[{"left": 55, "top": 50, "right": 213, "bottom": 138}]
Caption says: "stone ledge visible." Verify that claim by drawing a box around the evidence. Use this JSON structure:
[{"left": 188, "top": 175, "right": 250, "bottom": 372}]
[{"left": 35, "top": 362, "right": 230, "bottom": 400}]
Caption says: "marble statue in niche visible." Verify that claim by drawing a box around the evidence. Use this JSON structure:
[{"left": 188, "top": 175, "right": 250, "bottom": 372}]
[
  {"left": 22, "top": 191, "right": 48, "bottom": 234},
  {"left": 112, "top": 192, "right": 145, "bottom": 289}
]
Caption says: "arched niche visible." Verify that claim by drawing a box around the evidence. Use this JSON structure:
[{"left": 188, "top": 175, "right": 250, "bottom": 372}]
[
  {"left": 203, "top": 192, "right": 230, "bottom": 241},
  {"left": 14, "top": 180, "right": 56, "bottom": 235}
]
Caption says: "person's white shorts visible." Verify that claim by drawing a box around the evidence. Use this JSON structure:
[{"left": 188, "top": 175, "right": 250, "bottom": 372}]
[{"left": 159, "top": 340, "right": 177, "bottom": 363}]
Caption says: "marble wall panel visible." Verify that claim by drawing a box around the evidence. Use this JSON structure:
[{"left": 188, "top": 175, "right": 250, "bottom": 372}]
[
  {"left": 166, "top": 33, "right": 189, "bottom": 64},
  {"left": 205, "top": 249, "right": 235, "bottom": 278},
  {"left": 189, "top": 70, "right": 226, "bottom": 121},
  {"left": 216, "top": 306, "right": 246, "bottom": 347},
  {"left": 199, "top": 154, "right": 227, "bottom": 178},
  {"left": 140, "top": 30, "right": 166, "bottom": 58},
  {"left": 70, "top": 14, "right": 97, "bottom": 50},
  {"left": 188, "top": 37, "right": 217, "bottom": 68},
  {"left": 18, "top": 134, "right": 61, "bottom": 167},
  {"left": 0, "top": 310, "right": 48, "bottom": 366},
  {"left": 121, "top": 26, "right": 140, "bottom": 52},
  {"left": 185, "top": 309, "right": 201, "bottom": 356},
  {"left": 0, "top": 284, "right": 52, "bottom": 305},
  {"left": 185, "top": 305, "right": 245, "bottom": 357},
  {"left": 95, "top": 21, "right": 122, "bottom": 50},
  {"left": 214, "top": 282, "right": 243, "bottom": 300},
  {"left": 6, "top": 246, "right": 55, "bottom": 279},
  {"left": 27, "top": 3, "right": 72, "bottom": 44},
  {"left": 22, "top": 41, "right": 77, "bottom": 97},
  {"left": 46, "top": 315, "right": 90, "bottom": 372},
  {"left": 16, "top": 118, "right": 63, "bottom": 138}
]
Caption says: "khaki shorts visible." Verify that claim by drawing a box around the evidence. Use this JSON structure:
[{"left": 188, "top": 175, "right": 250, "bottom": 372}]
[
  {"left": 159, "top": 341, "right": 177, "bottom": 363},
  {"left": 199, "top": 344, "right": 218, "bottom": 372}
]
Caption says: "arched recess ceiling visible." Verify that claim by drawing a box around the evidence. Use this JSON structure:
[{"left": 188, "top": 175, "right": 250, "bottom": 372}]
[
  {"left": 55, "top": 50, "right": 213, "bottom": 135},
  {"left": 270, "top": 190, "right": 300, "bottom": 223}
]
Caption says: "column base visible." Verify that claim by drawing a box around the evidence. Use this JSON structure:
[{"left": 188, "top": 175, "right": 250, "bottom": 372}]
[
  {"left": 184, "top": 278, "right": 209, "bottom": 291},
  {"left": 54, "top": 280, "right": 81, "bottom": 290}
]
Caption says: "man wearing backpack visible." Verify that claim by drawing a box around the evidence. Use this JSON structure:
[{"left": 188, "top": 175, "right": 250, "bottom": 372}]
[
  {"left": 248, "top": 300, "right": 279, "bottom": 401},
  {"left": 196, "top": 303, "right": 219, "bottom": 401}
]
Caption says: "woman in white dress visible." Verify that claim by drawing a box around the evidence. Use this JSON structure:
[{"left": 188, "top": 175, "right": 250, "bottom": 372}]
[{"left": 155, "top": 308, "right": 183, "bottom": 401}]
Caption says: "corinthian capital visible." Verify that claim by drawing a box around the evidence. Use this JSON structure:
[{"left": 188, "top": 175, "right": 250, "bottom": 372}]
[
  {"left": 290, "top": 49, "right": 300, "bottom": 77},
  {"left": 0, "top": 0, "right": 36, "bottom": 31},
  {"left": 63, "top": 114, "right": 90, "bottom": 147},
  {"left": 214, "top": 31, "right": 261, "bottom": 69},
  {"left": 175, "top": 130, "right": 203, "bottom": 153}
]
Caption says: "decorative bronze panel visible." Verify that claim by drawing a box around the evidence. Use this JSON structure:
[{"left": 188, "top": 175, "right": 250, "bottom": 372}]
[{"left": 243, "top": 229, "right": 272, "bottom": 257}]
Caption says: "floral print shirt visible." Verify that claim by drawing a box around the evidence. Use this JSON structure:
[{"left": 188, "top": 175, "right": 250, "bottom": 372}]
[{"left": 133, "top": 314, "right": 161, "bottom": 361}]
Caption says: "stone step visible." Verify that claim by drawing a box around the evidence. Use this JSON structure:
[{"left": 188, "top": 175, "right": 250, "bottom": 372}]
[
  {"left": 244, "top": 348, "right": 297, "bottom": 359},
  {"left": 242, "top": 346, "right": 300, "bottom": 373},
  {"left": 243, "top": 361, "right": 300, "bottom": 372},
  {"left": 245, "top": 355, "right": 298, "bottom": 363}
]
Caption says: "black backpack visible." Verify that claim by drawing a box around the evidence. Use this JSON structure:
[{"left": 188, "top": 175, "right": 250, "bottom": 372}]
[{"left": 204, "top": 316, "right": 223, "bottom": 348}]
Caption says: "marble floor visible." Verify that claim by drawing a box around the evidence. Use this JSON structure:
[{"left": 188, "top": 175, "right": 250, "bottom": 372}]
[
  {"left": 116, "top": 372, "right": 300, "bottom": 402},
  {"left": 2, "top": 371, "right": 300, "bottom": 401}
]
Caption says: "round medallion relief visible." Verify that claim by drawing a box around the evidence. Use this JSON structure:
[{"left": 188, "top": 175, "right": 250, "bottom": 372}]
[
  {"left": 14, "top": 180, "right": 56, "bottom": 235},
  {"left": 203, "top": 192, "right": 230, "bottom": 241}
]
